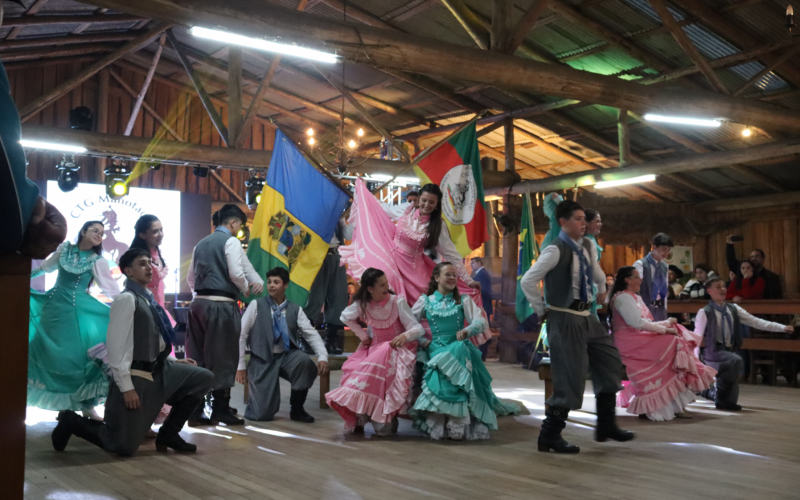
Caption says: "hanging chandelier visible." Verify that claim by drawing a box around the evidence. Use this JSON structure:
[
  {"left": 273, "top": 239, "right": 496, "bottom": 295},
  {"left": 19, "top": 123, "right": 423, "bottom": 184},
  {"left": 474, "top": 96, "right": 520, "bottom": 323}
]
[{"left": 306, "top": 121, "right": 366, "bottom": 174}]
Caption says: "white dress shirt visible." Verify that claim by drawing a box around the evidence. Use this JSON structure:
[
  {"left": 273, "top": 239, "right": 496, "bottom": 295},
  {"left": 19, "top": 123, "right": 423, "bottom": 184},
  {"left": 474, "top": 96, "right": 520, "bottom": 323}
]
[
  {"left": 238, "top": 299, "right": 328, "bottom": 370},
  {"left": 106, "top": 288, "right": 167, "bottom": 393},
  {"left": 694, "top": 304, "right": 785, "bottom": 348},
  {"left": 339, "top": 295, "right": 424, "bottom": 342},
  {"left": 520, "top": 236, "right": 606, "bottom": 317},
  {"left": 34, "top": 242, "right": 121, "bottom": 299},
  {"left": 187, "top": 235, "right": 264, "bottom": 301},
  {"left": 612, "top": 294, "right": 674, "bottom": 334}
]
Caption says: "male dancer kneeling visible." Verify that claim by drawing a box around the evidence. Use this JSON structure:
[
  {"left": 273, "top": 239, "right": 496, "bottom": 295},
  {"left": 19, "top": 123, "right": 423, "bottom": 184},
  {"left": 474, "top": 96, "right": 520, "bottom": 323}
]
[
  {"left": 521, "top": 200, "right": 633, "bottom": 453},
  {"left": 52, "top": 248, "right": 214, "bottom": 455}
]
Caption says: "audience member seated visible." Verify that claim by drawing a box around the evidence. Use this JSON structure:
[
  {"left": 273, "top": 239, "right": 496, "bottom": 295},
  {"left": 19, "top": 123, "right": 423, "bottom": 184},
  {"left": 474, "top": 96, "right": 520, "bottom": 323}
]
[
  {"left": 667, "top": 265, "right": 684, "bottom": 300},
  {"left": 726, "top": 235, "right": 783, "bottom": 299},
  {"left": 679, "top": 264, "right": 717, "bottom": 301},
  {"left": 726, "top": 259, "right": 765, "bottom": 303}
]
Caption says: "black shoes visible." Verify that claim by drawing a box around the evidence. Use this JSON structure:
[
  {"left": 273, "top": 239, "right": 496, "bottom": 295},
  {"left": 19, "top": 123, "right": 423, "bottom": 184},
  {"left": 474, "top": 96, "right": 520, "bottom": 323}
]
[
  {"left": 52, "top": 410, "right": 104, "bottom": 451},
  {"left": 157, "top": 395, "right": 202, "bottom": 453},
  {"left": 537, "top": 407, "right": 580, "bottom": 454},
  {"left": 289, "top": 389, "right": 315, "bottom": 423},
  {"left": 325, "top": 341, "right": 343, "bottom": 355},
  {"left": 210, "top": 388, "right": 245, "bottom": 425},
  {"left": 325, "top": 325, "right": 343, "bottom": 355},
  {"left": 715, "top": 402, "right": 743, "bottom": 411},
  {"left": 595, "top": 393, "right": 635, "bottom": 443}
]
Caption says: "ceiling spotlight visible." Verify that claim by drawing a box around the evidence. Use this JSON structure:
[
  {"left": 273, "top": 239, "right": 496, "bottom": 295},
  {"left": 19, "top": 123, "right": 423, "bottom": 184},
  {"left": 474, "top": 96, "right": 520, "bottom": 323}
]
[
  {"left": 742, "top": 127, "right": 752, "bottom": 137},
  {"left": 56, "top": 154, "right": 80, "bottom": 192},
  {"left": 245, "top": 176, "right": 265, "bottom": 209},
  {"left": 104, "top": 159, "right": 130, "bottom": 199},
  {"left": 193, "top": 166, "right": 209, "bottom": 177},
  {"left": 69, "top": 106, "right": 93, "bottom": 131}
]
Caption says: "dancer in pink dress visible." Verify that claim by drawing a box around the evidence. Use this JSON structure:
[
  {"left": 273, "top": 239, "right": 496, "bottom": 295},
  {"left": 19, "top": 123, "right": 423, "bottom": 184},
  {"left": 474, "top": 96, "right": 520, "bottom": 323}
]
[
  {"left": 339, "top": 178, "right": 490, "bottom": 345},
  {"left": 610, "top": 266, "right": 716, "bottom": 421},
  {"left": 326, "top": 268, "right": 424, "bottom": 435},
  {"left": 130, "top": 215, "right": 175, "bottom": 326}
]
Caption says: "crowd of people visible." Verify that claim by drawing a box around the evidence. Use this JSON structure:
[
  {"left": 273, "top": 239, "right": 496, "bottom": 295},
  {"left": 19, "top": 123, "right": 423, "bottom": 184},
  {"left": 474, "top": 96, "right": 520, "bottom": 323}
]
[{"left": 22, "top": 178, "right": 796, "bottom": 458}]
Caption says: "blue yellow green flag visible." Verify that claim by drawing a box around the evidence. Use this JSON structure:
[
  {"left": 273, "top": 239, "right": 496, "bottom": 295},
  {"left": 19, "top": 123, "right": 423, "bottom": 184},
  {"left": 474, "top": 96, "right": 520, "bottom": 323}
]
[{"left": 247, "top": 130, "right": 350, "bottom": 306}]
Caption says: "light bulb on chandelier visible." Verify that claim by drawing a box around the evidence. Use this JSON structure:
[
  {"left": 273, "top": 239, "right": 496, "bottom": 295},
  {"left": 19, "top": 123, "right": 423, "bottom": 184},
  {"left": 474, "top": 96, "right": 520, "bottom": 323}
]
[
  {"left": 307, "top": 128, "right": 314, "bottom": 136},
  {"left": 357, "top": 128, "right": 364, "bottom": 137}
]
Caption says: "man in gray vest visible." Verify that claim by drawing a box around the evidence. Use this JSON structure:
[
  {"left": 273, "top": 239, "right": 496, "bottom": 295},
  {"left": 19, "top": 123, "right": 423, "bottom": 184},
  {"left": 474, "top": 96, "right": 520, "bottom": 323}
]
[
  {"left": 236, "top": 267, "right": 329, "bottom": 422},
  {"left": 633, "top": 232, "right": 673, "bottom": 321},
  {"left": 187, "top": 204, "right": 264, "bottom": 426},
  {"left": 521, "top": 200, "right": 633, "bottom": 454},
  {"left": 695, "top": 278, "right": 793, "bottom": 411},
  {"left": 51, "top": 248, "right": 214, "bottom": 455}
]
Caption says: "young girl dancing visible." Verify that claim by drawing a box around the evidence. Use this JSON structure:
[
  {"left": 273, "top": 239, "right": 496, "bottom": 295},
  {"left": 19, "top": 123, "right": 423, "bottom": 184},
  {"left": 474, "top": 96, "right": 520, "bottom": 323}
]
[
  {"left": 411, "top": 263, "right": 519, "bottom": 440},
  {"left": 325, "top": 268, "right": 424, "bottom": 436}
]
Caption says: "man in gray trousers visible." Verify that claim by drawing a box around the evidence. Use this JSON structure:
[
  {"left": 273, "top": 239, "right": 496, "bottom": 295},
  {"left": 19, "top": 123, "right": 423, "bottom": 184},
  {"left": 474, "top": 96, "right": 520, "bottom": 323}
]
[
  {"left": 521, "top": 200, "right": 633, "bottom": 454},
  {"left": 52, "top": 248, "right": 214, "bottom": 455},
  {"left": 186, "top": 204, "right": 264, "bottom": 426},
  {"left": 236, "top": 267, "right": 329, "bottom": 422}
]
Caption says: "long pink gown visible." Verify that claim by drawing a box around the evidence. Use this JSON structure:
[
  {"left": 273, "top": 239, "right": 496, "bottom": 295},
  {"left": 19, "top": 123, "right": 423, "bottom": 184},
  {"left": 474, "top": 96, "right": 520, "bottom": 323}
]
[
  {"left": 339, "top": 178, "right": 491, "bottom": 345},
  {"left": 325, "top": 295, "right": 423, "bottom": 433},
  {"left": 148, "top": 247, "right": 176, "bottom": 327},
  {"left": 612, "top": 291, "right": 716, "bottom": 421}
]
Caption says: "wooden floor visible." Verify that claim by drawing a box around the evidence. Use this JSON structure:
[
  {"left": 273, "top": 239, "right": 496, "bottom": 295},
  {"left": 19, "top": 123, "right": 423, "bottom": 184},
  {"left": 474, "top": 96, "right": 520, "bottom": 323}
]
[{"left": 23, "top": 362, "right": 800, "bottom": 500}]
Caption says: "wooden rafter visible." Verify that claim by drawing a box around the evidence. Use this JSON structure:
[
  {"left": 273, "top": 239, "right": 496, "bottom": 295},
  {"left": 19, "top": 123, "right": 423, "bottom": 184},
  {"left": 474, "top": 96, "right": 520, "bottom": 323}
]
[
  {"left": 2, "top": 13, "right": 142, "bottom": 27},
  {"left": 227, "top": 46, "right": 243, "bottom": 147},
  {"left": 123, "top": 33, "right": 165, "bottom": 136},
  {"left": 5, "top": 0, "right": 50, "bottom": 40},
  {"left": 504, "top": 0, "right": 550, "bottom": 54}
]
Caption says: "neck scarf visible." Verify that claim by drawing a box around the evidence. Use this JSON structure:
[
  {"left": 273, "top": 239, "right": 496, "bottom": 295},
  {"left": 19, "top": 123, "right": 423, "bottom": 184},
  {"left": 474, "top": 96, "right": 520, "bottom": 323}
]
[
  {"left": 558, "top": 230, "right": 592, "bottom": 303},
  {"left": 709, "top": 301, "right": 734, "bottom": 347},
  {"left": 267, "top": 296, "right": 291, "bottom": 351},
  {"left": 646, "top": 252, "right": 668, "bottom": 301},
  {"left": 125, "top": 281, "right": 175, "bottom": 347}
]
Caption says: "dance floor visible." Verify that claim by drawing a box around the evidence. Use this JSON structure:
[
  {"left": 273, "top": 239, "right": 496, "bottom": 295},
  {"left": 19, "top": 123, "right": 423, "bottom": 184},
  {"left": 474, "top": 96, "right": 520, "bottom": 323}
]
[{"left": 23, "top": 362, "right": 800, "bottom": 499}]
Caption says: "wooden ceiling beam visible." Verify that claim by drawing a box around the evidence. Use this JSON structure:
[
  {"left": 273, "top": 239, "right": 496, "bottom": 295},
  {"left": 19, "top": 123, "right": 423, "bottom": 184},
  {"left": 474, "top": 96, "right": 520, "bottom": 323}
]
[
  {"left": 504, "top": 0, "right": 550, "bottom": 54},
  {"left": 0, "top": 32, "right": 138, "bottom": 50},
  {"left": 0, "top": 43, "right": 118, "bottom": 62},
  {"left": 5, "top": 0, "right": 50, "bottom": 40},
  {"left": 2, "top": 13, "right": 143, "bottom": 27}
]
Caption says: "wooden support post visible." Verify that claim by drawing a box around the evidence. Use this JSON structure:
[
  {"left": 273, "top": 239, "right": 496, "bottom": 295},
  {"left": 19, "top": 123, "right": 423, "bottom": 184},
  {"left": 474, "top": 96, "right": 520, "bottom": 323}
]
[
  {"left": 124, "top": 33, "right": 165, "bottom": 136},
  {"left": 505, "top": 0, "right": 550, "bottom": 54},
  {"left": 236, "top": 56, "right": 280, "bottom": 148},
  {"left": 440, "top": 0, "right": 489, "bottom": 49},
  {"left": 491, "top": 0, "right": 514, "bottom": 52},
  {"left": 110, "top": 69, "right": 185, "bottom": 141},
  {"left": 96, "top": 69, "right": 109, "bottom": 178},
  {"left": 18, "top": 23, "right": 170, "bottom": 122},
  {"left": 228, "top": 46, "right": 243, "bottom": 147},
  {"left": 618, "top": 108, "right": 630, "bottom": 167},
  {"left": 167, "top": 29, "right": 229, "bottom": 146},
  {"left": 0, "top": 254, "right": 32, "bottom": 500},
  {"left": 499, "top": 118, "right": 519, "bottom": 363},
  {"left": 5, "top": 0, "right": 50, "bottom": 41}
]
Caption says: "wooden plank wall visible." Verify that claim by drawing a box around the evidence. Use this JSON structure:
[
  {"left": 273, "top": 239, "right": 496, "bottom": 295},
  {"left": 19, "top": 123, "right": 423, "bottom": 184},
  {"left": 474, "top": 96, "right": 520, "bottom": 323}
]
[{"left": 9, "top": 61, "right": 276, "bottom": 202}]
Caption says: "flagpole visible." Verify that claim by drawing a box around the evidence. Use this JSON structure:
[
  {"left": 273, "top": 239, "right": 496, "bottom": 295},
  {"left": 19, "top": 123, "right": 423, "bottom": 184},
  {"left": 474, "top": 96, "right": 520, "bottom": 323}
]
[{"left": 369, "top": 110, "right": 490, "bottom": 195}]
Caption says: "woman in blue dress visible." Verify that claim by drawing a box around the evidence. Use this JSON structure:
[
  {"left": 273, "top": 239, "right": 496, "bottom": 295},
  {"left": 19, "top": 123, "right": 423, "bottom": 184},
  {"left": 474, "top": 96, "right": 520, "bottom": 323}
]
[
  {"left": 28, "top": 220, "right": 121, "bottom": 419},
  {"left": 410, "top": 262, "right": 519, "bottom": 440}
]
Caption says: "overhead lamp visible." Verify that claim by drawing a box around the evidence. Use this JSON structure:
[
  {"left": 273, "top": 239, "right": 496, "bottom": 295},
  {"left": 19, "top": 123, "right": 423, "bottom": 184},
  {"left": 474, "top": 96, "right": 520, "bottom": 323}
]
[
  {"left": 104, "top": 160, "right": 130, "bottom": 199},
  {"left": 20, "top": 139, "right": 87, "bottom": 153},
  {"left": 56, "top": 154, "right": 80, "bottom": 192},
  {"left": 245, "top": 176, "right": 265, "bottom": 209},
  {"left": 347, "top": 139, "right": 357, "bottom": 149},
  {"left": 188, "top": 27, "right": 339, "bottom": 63},
  {"left": 742, "top": 127, "right": 752, "bottom": 137},
  {"left": 307, "top": 128, "right": 314, "bottom": 137},
  {"left": 357, "top": 128, "right": 364, "bottom": 137},
  {"left": 594, "top": 174, "right": 657, "bottom": 189},
  {"left": 643, "top": 114, "right": 721, "bottom": 127}
]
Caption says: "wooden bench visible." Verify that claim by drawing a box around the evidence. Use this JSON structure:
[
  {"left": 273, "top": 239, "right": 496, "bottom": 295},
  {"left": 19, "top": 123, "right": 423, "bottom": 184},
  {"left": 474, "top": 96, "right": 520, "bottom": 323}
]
[{"left": 314, "top": 354, "right": 348, "bottom": 409}]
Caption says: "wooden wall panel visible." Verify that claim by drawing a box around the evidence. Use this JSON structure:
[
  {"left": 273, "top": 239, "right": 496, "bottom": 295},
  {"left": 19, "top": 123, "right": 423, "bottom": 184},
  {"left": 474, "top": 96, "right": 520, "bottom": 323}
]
[{"left": 10, "top": 61, "right": 276, "bottom": 203}]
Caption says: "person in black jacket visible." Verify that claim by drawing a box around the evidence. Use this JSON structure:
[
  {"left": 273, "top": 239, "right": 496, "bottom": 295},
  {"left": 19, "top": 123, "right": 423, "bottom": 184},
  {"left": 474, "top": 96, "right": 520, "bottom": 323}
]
[{"left": 726, "top": 235, "right": 783, "bottom": 299}]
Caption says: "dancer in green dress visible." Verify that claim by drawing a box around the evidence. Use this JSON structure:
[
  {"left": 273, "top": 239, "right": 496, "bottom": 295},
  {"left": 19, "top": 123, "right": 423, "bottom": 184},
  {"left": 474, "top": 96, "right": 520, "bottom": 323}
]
[
  {"left": 28, "top": 221, "right": 121, "bottom": 419},
  {"left": 411, "top": 262, "right": 520, "bottom": 440}
]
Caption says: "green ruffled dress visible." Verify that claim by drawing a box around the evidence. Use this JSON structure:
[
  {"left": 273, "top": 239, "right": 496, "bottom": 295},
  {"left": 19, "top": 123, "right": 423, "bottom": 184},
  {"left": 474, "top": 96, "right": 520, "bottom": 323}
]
[
  {"left": 28, "top": 242, "right": 113, "bottom": 411},
  {"left": 412, "top": 292, "right": 520, "bottom": 440}
]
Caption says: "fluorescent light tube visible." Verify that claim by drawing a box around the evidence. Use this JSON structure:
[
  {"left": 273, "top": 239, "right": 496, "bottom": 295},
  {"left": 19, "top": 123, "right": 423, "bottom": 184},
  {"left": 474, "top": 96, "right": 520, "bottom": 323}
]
[
  {"left": 643, "top": 114, "right": 721, "bottom": 127},
  {"left": 594, "top": 174, "right": 657, "bottom": 189},
  {"left": 20, "top": 140, "right": 87, "bottom": 153},
  {"left": 189, "top": 27, "right": 338, "bottom": 63}
]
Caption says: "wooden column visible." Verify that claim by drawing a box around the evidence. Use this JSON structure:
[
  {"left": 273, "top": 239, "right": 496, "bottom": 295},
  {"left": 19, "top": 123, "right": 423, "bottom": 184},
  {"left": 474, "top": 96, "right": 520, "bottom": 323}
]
[
  {"left": 617, "top": 108, "right": 630, "bottom": 167},
  {"left": 499, "top": 118, "right": 519, "bottom": 363},
  {"left": 227, "top": 46, "right": 243, "bottom": 147},
  {"left": 95, "top": 69, "right": 109, "bottom": 181},
  {"left": 482, "top": 156, "right": 500, "bottom": 259},
  {"left": 491, "top": 0, "right": 513, "bottom": 52},
  {"left": 0, "top": 254, "right": 32, "bottom": 500},
  {"left": 124, "top": 33, "right": 165, "bottom": 136}
]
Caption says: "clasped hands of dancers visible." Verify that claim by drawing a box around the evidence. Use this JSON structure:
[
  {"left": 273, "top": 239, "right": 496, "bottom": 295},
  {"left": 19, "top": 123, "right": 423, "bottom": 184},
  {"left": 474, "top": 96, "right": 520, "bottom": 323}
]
[{"left": 34, "top": 184, "right": 792, "bottom": 456}]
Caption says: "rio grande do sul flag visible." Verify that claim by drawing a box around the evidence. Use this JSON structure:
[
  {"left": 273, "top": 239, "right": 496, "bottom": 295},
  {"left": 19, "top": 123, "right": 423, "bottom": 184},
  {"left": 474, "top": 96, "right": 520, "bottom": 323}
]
[{"left": 413, "top": 122, "right": 487, "bottom": 256}]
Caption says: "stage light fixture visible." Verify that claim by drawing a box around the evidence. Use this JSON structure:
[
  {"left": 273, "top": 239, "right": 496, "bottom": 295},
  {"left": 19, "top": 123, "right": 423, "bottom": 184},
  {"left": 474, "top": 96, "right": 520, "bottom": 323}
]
[
  {"left": 56, "top": 154, "right": 80, "bottom": 192},
  {"left": 245, "top": 176, "right": 265, "bottom": 209},
  {"left": 69, "top": 106, "right": 93, "bottom": 131},
  {"left": 193, "top": 166, "right": 209, "bottom": 177},
  {"left": 104, "top": 160, "right": 130, "bottom": 199},
  {"left": 188, "top": 27, "right": 339, "bottom": 63}
]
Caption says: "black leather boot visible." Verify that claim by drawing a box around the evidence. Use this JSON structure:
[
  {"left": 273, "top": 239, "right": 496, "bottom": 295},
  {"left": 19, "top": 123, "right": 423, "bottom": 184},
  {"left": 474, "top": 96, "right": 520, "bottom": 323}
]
[
  {"left": 325, "top": 324, "right": 343, "bottom": 355},
  {"left": 210, "top": 388, "right": 245, "bottom": 425},
  {"left": 714, "top": 389, "right": 742, "bottom": 411},
  {"left": 157, "top": 395, "right": 202, "bottom": 453},
  {"left": 537, "top": 407, "right": 580, "bottom": 454},
  {"left": 188, "top": 391, "right": 213, "bottom": 427},
  {"left": 290, "top": 389, "right": 315, "bottom": 423},
  {"left": 53, "top": 410, "right": 106, "bottom": 451},
  {"left": 595, "top": 393, "right": 635, "bottom": 443}
]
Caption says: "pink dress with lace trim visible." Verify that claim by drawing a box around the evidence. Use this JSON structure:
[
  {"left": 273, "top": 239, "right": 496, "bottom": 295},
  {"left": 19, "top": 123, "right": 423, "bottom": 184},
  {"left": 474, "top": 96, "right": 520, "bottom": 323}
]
[
  {"left": 612, "top": 291, "right": 716, "bottom": 420},
  {"left": 339, "top": 178, "right": 491, "bottom": 346},
  {"left": 325, "top": 296, "right": 417, "bottom": 431}
]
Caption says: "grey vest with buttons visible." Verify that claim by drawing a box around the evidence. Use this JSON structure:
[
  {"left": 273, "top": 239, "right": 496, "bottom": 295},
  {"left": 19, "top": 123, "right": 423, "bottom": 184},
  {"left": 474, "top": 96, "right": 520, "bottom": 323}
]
[
  {"left": 702, "top": 303, "right": 742, "bottom": 360},
  {"left": 126, "top": 290, "right": 164, "bottom": 363},
  {"left": 248, "top": 297, "right": 301, "bottom": 363},
  {"left": 543, "top": 238, "right": 593, "bottom": 308},
  {"left": 637, "top": 256, "right": 668, "bottom": 305},
  {"left": 192, "top": 230, "right": 239, "bottom": 297}
]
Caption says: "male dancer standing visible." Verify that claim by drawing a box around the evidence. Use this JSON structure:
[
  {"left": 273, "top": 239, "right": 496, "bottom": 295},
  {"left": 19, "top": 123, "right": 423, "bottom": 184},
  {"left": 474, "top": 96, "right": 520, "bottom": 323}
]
[
  {"left": 52, "top": 248, "right": 213, "bottom": 455},
  {"left": 521, "top": 200, "right": 633, "bottom": 454},
  {"left": 633, "top": 233, "right": 673, "bottom": 321},
  {"left": 187, "top": 204, "right": 263, "bottom": 425}
]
